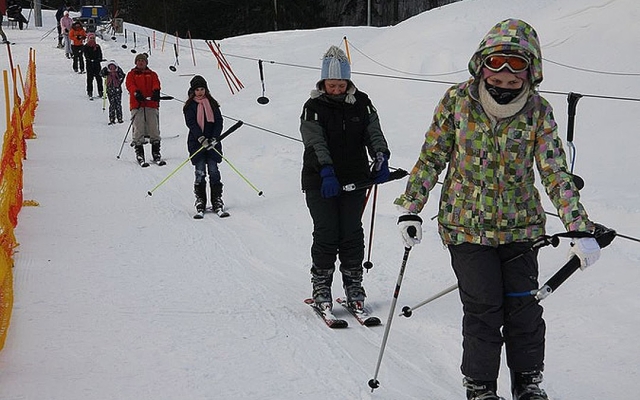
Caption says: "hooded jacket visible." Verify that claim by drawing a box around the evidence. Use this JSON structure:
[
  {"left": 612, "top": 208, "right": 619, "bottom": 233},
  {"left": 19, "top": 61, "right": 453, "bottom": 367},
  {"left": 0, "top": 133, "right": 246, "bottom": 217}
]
[{"left": 394, "top": 19, "right": 593, "bottom": 246}]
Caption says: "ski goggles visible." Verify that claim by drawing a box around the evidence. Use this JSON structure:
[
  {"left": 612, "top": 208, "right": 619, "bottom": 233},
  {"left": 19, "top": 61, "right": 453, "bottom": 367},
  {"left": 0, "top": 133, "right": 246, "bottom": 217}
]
[{"left": 483, "top": 53, "right": 530, "bottom": 73}]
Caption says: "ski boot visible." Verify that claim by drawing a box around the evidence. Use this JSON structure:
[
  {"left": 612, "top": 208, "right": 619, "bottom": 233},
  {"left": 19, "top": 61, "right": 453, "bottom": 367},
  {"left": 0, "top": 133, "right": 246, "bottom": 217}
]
[
  {"left": 194, "top": 183, "right": 207, "bottom": 214},
  {"left": 134, "top": 145, "right": 146, "bottom": 166},
  {"left": 511, "top": 371, "right": 548, "bottom": 400},
  {"left": 342, "top": 268, "right": 366, "bottom": 310},
  {"left": 151, "top": 141, "right": 162, "bottom": 163},
  {"left": 463, "top": 377, "right": 505, "bottom": 400},
  {"left": 311, "top": 265, "right": 334, "bottom": 309},
  {"left": 210, "top": 182, "right": 224, "bottom": 212}
]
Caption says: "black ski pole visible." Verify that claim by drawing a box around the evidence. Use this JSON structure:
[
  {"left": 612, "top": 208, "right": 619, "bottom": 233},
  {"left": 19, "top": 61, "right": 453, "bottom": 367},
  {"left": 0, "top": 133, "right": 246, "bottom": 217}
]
[
  {"left": 369, "top": 227, "right": 416, "bottom": 392},
  {"left": 116, "top": 115, "right": 136, "bottom": 159},
  {"left": 363, "top": 184, "right": 378, "bottom": 270}
]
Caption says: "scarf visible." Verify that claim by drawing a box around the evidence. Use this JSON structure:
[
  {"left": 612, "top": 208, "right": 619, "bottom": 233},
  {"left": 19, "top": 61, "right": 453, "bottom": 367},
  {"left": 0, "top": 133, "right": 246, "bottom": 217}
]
[
  {"left": 478, "top": 79, "right": 529, "bottom": 123},
  {"left": 193, "top": 96, "right": 215, "bottom": 131},
  {"left": 106, "top": 67, "right": 119, "bottom": 88}
]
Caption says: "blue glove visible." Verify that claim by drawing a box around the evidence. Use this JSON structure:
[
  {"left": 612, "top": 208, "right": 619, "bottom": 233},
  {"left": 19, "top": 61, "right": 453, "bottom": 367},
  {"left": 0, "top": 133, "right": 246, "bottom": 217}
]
[
  {"left": 372, "top": 152, "right": 390, "bottom": 184},
  {"left": 320, "top": 166, "right": 340, "bottom": 198}
]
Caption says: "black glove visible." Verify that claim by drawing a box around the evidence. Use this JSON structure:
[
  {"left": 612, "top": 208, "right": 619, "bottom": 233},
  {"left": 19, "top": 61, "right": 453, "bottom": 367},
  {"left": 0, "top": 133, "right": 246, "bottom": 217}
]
[
  {"left": 134, "top": 90, "right": 145, "bottom": 102},
  {"left": 197, "top": 136, "right": 216, "bottom": 150},
  {"left": 151, "top": 89, "right": 160, "bottom": 102}
]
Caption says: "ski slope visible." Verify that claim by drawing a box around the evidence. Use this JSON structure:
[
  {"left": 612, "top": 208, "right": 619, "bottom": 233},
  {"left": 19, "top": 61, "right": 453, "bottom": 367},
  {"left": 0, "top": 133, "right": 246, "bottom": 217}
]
[{"left": 1, "top": 0, "right": 639, "bottom": 399}]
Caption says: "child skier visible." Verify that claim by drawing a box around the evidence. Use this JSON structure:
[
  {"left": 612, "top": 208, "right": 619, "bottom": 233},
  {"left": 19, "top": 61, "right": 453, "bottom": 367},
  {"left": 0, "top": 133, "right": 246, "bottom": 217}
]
[
  {"left": 100, "top": 60, "right": 126, "bottom": 124},
  {"left": 183, "top": 75, "right": 226, "bottom": 218}
]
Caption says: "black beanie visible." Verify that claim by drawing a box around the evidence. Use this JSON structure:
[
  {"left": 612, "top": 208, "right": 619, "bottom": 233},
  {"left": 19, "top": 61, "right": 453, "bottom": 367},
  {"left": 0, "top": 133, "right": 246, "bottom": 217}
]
[{"left": 190, "top": 75, "right": 208, "bottom": 91}]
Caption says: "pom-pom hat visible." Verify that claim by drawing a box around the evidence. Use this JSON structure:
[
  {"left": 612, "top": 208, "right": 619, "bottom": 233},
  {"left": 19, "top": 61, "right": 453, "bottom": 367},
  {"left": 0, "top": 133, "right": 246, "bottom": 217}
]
[{"left": 320, "top": 46, "right": 351, "bottom": 81}]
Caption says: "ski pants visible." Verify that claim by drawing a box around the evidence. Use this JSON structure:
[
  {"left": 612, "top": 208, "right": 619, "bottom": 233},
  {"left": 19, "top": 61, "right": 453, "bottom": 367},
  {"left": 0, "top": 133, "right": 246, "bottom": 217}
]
[
  {"left": 448, "top": 241, "right": 545, "bottom": 381},
  {"left": 106, "top": 87, "right": 123, "bottom": 122},
  {"left": 130, "top": 107, "right": 160, "bottom": 146},
  {"left": 72, "top": 45, "right": 84, "bottom": 72},
  {"left": 305, "top": 188, "right": 365, "bottom": 280},
  {"left": 86, "top": 64, "right": 103, "bottom": 97}
]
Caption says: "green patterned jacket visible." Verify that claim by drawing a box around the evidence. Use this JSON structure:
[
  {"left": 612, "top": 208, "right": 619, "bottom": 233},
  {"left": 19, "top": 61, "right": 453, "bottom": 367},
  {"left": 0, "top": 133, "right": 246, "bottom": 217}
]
[{"left": 394, "top": 19, "right": 594, "bottom": 246}]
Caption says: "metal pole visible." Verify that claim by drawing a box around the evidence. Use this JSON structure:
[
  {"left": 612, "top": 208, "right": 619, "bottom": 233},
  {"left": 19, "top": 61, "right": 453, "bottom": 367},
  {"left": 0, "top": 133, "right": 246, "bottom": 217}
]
[
  {"left": 273, "top": 0, "right": 278, "bottom": 31},
  {"left": 34, "top": 0, "right": 42, "bottom": 27},
  {"left": 367, "top": 0, "right": 371, "bottom": 26}
]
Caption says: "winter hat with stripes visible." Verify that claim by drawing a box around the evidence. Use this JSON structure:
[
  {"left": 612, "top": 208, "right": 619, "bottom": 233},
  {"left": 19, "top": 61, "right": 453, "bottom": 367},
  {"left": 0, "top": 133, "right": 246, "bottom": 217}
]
[{"left": 320, "top": 46, "right": 351, "bottom": 81}]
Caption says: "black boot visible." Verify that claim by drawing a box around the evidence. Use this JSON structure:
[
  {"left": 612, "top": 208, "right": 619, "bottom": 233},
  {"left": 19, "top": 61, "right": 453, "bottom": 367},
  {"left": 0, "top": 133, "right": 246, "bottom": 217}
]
[
  {"left": 311, "top": 264, "right": 334, "bottom": 307},
  {"left": 151, "top": 141, "right": 162, "bottom": 162},
  {"left": 194, "top": 183, "right": 207, "bottom": 213},
  {"left": 463, "top": 377, "right": 505, "bottom": 400},
  {"left": 511, "top": 371, "right": 548, "bottom": 400},
  {"left": 210, "top": 182, "right": 224, "bottom": 212},
  {"left": 134, "top": 145, "right": 145, "bottom": 165},
  {"left": 341, "top": 267, "right": 366, "bottom": 306}
]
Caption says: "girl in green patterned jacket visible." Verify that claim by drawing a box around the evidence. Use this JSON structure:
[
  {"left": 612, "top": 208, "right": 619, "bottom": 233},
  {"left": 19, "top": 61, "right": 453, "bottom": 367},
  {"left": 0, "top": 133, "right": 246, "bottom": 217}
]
[{"left": 395, "top": 19, "right": 601, "bottom": 400}]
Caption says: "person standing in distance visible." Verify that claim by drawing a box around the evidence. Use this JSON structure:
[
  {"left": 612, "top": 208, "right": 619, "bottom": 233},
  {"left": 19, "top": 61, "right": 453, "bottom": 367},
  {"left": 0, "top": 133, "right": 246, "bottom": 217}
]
[
  {"left": 394, "top": 19, "right": 602, "bottom": 400},
  {"left": 125, "top": 53, "right": 162, "bottom": 165},
  {"left": 300, "top": 45, "right": 391, "bottom": 312}
]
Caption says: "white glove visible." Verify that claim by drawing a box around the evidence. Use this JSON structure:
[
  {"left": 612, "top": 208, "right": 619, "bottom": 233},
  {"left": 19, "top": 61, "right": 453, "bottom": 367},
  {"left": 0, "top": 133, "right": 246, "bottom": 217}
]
[
  {"left": 568, "top": 237, "right": 601, "bottom": 270},
  {"left": 397, "top": 211, "right": 423, "bottom": 248}
]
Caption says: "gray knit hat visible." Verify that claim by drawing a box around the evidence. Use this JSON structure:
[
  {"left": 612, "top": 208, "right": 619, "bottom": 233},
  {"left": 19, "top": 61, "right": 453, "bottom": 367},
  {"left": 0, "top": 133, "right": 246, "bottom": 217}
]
[{"left": 320, "top": 46, "right": 351, "bottom": 80}]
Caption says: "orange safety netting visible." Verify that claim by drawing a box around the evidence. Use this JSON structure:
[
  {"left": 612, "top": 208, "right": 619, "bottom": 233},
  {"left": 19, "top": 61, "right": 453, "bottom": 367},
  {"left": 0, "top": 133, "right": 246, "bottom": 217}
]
[{"left": 0, "top": 48, "right": 38, "bottom": 351}]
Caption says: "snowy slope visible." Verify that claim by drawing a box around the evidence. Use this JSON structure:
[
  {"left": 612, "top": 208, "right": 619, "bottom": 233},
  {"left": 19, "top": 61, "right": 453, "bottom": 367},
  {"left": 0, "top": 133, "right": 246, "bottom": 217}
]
[{"left": 0, "top": 0, "right": 638, "bottom": 399}]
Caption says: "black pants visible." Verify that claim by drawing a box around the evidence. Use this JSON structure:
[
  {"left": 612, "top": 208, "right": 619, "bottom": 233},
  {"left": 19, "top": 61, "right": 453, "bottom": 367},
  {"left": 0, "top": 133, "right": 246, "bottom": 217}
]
[
  {"left": 448, "top": 241, "right": 545, "bottom": 381},
  {"left": 86, "top": 64, "right": 103, "bottom": 96},
  {"left": 72, "top": 45, "right": 84, "bottom": 72},
  {"left": 305, "top": 188, "right": 365, "bottom": 276}
]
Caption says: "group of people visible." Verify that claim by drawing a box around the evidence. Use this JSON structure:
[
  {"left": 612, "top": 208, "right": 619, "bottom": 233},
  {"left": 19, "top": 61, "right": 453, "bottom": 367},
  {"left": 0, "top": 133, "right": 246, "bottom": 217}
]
[{"left": 300, "top": 19, "right": 603, "bottom": 400}]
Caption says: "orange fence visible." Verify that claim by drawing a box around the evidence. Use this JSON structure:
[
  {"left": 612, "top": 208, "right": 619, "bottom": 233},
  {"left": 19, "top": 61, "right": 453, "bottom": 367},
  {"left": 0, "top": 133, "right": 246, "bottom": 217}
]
[{"left": 0, "top": 47, "right": 38, "bottom": 351}]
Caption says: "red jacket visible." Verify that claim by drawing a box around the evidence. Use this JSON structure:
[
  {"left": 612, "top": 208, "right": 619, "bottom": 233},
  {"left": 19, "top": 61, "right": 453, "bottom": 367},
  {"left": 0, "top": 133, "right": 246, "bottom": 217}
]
[{"left": 125, "top": 67, "right": 161, "bottom": 110}]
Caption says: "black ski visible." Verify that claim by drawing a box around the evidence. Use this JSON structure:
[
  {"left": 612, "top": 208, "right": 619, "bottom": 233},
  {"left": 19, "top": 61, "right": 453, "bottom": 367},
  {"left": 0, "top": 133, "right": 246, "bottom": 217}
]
[
  {"left": 137, "top": 158, "right": 149, "bottom": 168},
  {"left": 193, "top": 207, "right": 230, "bottom": 219},
  {"left": 304, "top": 298, "right": 348, "bottom": 329},
  {"left": 336, "top": 298, "right": 381, "bottom": 326}
]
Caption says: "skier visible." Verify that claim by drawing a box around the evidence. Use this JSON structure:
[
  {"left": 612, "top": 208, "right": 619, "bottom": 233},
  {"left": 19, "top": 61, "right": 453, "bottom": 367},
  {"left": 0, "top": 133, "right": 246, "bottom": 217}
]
[
  {"left": 55, "top": 2, "right": 68, "bottom": 48},
  {"left": 183, "top": 75, "right": 225, "bottom": 217},
  {"left": 69, "top": 21, "right": 86, "bottom": 73},
  {"left": 0, "top": 1, "right": 9, "bottom": 44},
  {"left": 394, "top": 19, "right": 601, "bottom": 400},
  {"left": 6, "top": 0, "right": 27, "bottom": 30},
  {"left": 60, "top": 10, "right": 73, "bottom": 59},
  {"left": 125, "top": 53, "right": 162, "bottom": 166},
  {"left": 82, "top": 32, "right": 103, "bottom": 99},
  {"left": 100, "top": 60, "right": 125, "bottom": 124},
  {"left": 299, "top": 45, "right": 391, "bottom": 312}
]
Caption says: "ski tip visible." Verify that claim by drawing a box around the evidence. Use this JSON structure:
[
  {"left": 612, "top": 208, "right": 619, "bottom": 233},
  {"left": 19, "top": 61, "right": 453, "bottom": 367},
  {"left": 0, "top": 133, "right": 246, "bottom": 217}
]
[
  {"left": 363, "top": 317, "right": 381, "bottom": 327},
  {"left": 329, "top": 320, "right": 348, "bottom": 329}
]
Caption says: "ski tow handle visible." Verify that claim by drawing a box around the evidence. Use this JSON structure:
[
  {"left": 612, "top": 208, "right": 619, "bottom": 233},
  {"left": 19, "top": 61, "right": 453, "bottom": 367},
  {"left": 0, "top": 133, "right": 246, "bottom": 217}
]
[
  {"left": 146, "top": 120, "right": 244, "bottom": 196},
  {"left": 343, "top": 168, "right": 408, "bottom": 192}
]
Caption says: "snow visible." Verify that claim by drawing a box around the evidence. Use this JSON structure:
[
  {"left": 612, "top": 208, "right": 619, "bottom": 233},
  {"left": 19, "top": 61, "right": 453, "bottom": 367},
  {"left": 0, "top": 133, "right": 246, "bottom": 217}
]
[{"left": 0, "top": 0, "right": 638, "bottom": 399}]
